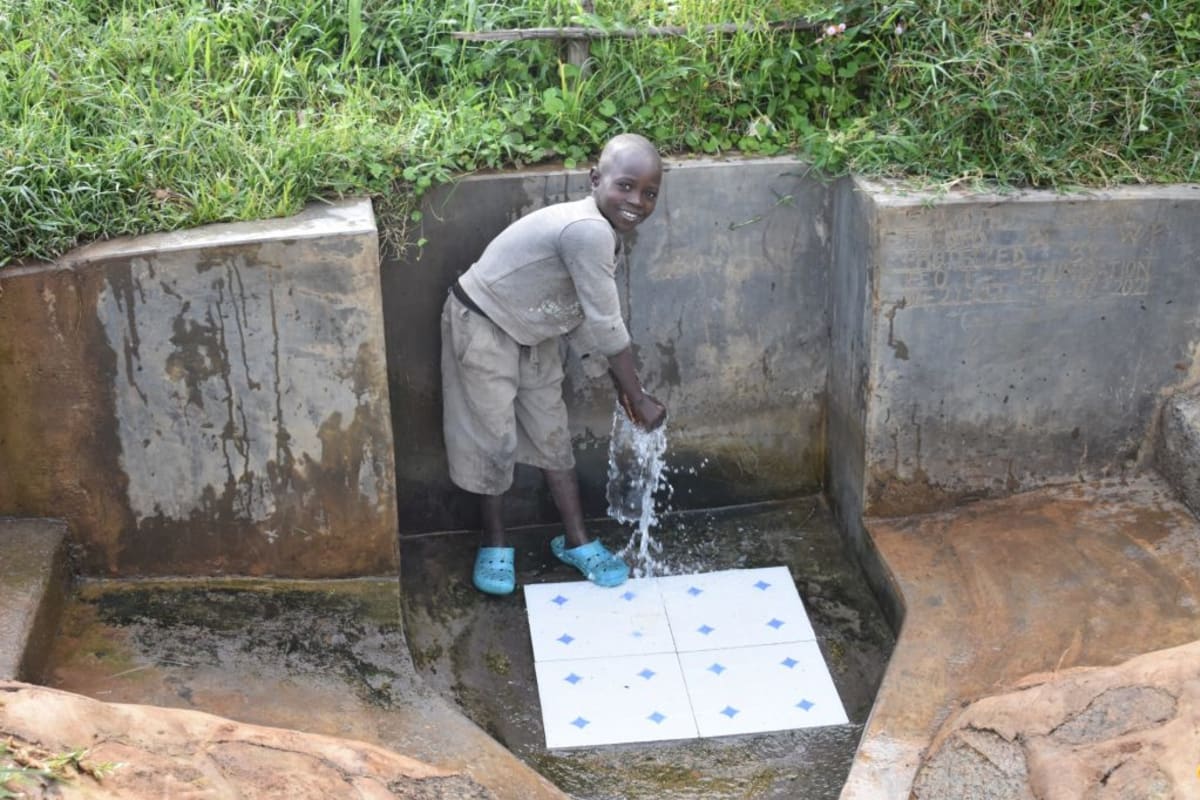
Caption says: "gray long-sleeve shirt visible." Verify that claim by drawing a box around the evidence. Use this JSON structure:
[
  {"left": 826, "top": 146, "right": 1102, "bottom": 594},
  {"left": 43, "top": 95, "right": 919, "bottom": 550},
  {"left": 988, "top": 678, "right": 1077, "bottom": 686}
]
[{"left": 457, "top": 197, "right": 631, "bottom": 357}]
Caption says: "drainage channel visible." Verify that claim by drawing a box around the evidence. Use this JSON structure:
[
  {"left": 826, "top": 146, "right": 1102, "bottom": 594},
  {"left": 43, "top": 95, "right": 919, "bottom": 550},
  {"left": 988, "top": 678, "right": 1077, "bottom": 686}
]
[
  {"left": 40, "top": 495, "right": 893, "bottom": 800},
  {"left": 401, "top": 495, "right": 895, "bottom": 799}
]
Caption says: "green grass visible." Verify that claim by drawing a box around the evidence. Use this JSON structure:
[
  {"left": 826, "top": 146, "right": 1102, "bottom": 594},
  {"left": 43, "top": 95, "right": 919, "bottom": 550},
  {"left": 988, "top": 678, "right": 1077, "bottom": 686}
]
[{"left": 0, "top": 0, "right": 1196, "bottom": 266}]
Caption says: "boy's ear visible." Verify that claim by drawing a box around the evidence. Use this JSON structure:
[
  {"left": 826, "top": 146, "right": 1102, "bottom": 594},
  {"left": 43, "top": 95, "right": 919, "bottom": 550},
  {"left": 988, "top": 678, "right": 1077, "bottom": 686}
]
[{"left": 588, "top": 166, "right": 600, "bottom": 187}]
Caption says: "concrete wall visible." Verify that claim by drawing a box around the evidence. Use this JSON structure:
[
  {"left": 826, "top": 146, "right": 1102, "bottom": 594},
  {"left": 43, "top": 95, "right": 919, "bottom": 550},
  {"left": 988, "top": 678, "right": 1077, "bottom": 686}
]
[
  {"left": 384, "top": 158, "right": 832, "bottom": 533},
  {"left": 824, "top": 180, "right": 1200, "bottom": 543},
  {"left": 859, "top": 182, "right": 1200, "bottom": 516},
  {"left": 826, "top": 178, "right": 903, "bottom": 627},
  {"left": 2, "top": 162, "right": 1194, "bottom": 575},
  {"left": 0, "top": 200, "right": 398, "bottom": 578}
]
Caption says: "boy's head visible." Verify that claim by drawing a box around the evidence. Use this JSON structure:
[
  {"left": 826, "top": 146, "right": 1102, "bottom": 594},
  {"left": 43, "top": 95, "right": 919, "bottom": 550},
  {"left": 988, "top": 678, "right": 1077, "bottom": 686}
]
[{"left": 590, "top": 134, "right": 662, "bottom": 233}]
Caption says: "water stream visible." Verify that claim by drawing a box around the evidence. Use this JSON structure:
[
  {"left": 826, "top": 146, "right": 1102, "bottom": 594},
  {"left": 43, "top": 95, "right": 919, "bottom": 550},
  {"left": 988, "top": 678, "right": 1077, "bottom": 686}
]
[{"left": 605, "top": 402, "right": 670, "bottom": 576}]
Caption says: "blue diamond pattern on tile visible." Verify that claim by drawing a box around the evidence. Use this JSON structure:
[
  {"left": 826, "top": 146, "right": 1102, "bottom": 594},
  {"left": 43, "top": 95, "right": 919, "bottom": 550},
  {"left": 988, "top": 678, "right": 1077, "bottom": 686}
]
[
  {"left": 679, "top": 641, "right": 848, "bottom": 737},
  {"left": 524, "top": 578, "right": 674, "bottom": 661},
  {"left": 534, "top": 653, "right": 697, "bottom": 748},
  {"left": 659, "top": 567, "right": 816, "bottom": 652},
  {"left": 528, "top": 568, "right": 843, "bottom": 747}
]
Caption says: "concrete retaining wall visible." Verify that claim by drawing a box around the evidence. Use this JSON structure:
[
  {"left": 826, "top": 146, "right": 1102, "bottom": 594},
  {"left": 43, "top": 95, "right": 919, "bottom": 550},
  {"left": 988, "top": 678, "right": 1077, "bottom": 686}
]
[
  {"left": 2, "top": 163, "right": 1195, "bottom": 575},
  {"left": 0, "top": 200, "right": 398, "bottom": 577},
  {"left": 857, "top": 182, "right": 1200, "bottom": 517},
  {"left": 385, "top": 159, "right": 832, "bottom": 534}
]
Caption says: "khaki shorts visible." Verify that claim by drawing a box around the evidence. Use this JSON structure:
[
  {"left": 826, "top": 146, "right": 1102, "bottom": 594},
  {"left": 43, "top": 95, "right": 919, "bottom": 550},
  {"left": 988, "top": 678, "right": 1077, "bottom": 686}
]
[{"left": 441, "top": 293, "right": 574, "bottom": 495}]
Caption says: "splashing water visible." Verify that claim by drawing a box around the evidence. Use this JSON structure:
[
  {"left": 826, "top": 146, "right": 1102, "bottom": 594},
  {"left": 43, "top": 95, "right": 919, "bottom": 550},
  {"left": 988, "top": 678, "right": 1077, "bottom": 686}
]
[{"left": 605, "top": 402, "right": 670, "bottom": 577}]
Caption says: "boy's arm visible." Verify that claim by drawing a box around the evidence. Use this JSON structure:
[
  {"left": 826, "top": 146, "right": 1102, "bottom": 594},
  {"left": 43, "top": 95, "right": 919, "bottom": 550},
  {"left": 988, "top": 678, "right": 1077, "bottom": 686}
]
[{"left": 607, "top": 346, "right": 666, "bottom": 430}]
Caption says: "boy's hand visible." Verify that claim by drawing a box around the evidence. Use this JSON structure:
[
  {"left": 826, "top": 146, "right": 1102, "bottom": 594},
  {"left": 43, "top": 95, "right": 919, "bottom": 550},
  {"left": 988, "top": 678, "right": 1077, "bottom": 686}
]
[{"left": 627, "top": 393, "right": 666, "bottom": 430}]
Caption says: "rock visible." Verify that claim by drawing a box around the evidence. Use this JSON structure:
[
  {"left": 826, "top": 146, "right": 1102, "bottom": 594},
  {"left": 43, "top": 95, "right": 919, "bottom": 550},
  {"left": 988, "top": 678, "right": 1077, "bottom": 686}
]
[
  {"left": 1158, "top": 393, "right": 1200, "bottom": 517},
  {"left": 0, "top": 680, "right": 494, "bottom": 799},
  {"left": 911, "top": 640, "right": 1200, "bottom": 799}
]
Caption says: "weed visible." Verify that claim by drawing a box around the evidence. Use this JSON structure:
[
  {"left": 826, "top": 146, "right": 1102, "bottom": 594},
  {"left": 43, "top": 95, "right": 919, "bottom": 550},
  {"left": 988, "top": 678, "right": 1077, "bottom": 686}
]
[
  {"left": 0, "top": 0, "right": 1195, "bottom": 265},
  {"left": 1, "top": 738, "right": 121, "bottom": 797}
]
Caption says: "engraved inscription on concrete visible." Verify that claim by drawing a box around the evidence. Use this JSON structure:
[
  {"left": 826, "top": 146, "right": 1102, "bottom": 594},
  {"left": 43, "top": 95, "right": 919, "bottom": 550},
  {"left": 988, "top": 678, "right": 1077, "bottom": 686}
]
[{"left": 882, "top": 218, "right": 1162, "bottom": 307}]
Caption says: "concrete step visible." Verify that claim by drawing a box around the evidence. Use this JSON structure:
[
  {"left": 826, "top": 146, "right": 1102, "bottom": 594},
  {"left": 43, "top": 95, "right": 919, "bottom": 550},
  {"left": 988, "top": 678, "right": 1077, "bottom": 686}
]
[
  {"left": 0, "top": 518, "right": 71, "bottom": 681},
  {"left": 1158, "top": 393, "right": 1200, "bottom": 516}
]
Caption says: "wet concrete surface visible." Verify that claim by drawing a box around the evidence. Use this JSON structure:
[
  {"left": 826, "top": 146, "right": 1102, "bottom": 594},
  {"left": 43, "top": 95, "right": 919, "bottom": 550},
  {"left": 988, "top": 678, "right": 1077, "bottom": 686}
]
[
  {"left": 41, "top": 578, "right": 566, "bottom": 800},
  {"left": 841, "top": 474, "right": 1200, "bottom": 800},
  {"left": 400, "top": 496, "right": 896, "bottom": 800}
]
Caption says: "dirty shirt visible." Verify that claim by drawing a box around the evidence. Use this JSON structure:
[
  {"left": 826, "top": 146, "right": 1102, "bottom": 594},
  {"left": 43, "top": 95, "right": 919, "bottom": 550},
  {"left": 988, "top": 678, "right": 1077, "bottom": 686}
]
[{"left": 456, "top": 196, "right": 630, "bottom": 359}]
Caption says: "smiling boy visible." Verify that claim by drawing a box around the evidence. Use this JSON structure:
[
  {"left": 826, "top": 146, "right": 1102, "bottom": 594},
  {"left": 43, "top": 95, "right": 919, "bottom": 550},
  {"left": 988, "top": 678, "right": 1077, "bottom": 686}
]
[{"left": 441, "top": 133, "right": 667, "bottom": 595}]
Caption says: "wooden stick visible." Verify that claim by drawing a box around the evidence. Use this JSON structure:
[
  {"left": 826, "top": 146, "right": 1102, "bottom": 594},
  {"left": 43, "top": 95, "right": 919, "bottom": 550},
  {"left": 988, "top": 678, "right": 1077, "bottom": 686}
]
[
  {"left": 452, "top": 20, "right": 821, "bottom": 43},
  {"left": 566, "top": 0, "right": 594, "bottom": 77}
]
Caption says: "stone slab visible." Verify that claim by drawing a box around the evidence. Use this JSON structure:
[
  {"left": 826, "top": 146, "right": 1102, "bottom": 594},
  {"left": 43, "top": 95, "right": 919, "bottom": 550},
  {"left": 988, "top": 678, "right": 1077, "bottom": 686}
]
[
  {"left": 911, "top": 641, "right": 1200, "bottom": 799},
  {"left": 0, "top": 679, "right": 499, "bottom": 799},
  {"left": 839, "top": 476, "right": 1200, "bottom": 799},
  {"left": 0, "top": 518, "right": 70, "bottom": 680}
]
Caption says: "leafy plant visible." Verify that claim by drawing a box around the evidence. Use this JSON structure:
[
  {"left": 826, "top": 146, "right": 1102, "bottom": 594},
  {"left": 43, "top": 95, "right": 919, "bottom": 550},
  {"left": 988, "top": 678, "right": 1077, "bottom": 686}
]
[{"left": 0, "top": 0, "right": 1196, "bottom": 266}]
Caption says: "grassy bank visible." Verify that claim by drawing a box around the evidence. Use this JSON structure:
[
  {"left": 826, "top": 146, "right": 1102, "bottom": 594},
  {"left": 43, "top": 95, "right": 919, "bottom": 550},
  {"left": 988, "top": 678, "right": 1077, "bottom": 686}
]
[{"left": 1, "top": 0, "right": 1196, "bottom": 265}]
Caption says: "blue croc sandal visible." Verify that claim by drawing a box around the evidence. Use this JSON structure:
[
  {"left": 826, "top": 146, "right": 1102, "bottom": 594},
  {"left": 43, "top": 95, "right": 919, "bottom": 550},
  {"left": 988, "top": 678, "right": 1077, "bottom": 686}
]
[
  {"left": 551, "top": 536, "right": 629, "bottom": 588},
  {"left": 473, "top": 547, "right": 516, "bottom": 595}
]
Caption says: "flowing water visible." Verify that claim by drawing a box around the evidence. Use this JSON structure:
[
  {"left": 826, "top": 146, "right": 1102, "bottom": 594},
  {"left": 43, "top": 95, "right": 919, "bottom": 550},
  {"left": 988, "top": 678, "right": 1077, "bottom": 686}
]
[{"left": 605, "top": 402, "right": 670, "bottom": 576}]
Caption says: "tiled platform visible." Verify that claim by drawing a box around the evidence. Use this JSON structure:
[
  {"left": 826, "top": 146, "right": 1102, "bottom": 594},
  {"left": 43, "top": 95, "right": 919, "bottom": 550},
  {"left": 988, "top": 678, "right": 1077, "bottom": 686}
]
[{"left": 526, "top": 567, "right": 847, "bottom": 748}]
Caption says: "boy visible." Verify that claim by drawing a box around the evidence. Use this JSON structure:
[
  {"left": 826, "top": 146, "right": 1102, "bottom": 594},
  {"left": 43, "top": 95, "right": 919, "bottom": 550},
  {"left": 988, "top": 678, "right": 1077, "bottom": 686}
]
[{"left": 441, "top": 133, "right": 667, "bottom": 595}]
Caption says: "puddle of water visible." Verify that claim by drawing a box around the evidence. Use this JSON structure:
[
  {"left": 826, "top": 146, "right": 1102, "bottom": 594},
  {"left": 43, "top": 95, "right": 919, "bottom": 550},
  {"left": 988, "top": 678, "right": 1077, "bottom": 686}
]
[{"left": 606, "top": 403, "right": 670, "bottom": 576}]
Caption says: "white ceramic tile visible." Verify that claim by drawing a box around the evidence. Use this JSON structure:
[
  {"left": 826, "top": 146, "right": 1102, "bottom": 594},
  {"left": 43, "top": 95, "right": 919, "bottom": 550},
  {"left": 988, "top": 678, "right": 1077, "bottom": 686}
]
[
  {"left": 679, "top": 641, "right": 848, "bottom": 737},
  {"left": 658, "top": 567, "right": 816, "bottom": 652},
  {"left": 527, "top": 567, "right": 845, "bottom": 747},
  {"left": 524, "top": 578, "right": 673, "bottom": 661},
  {"left": 534, "top": 653, "right": 698, "bottom": 748}
]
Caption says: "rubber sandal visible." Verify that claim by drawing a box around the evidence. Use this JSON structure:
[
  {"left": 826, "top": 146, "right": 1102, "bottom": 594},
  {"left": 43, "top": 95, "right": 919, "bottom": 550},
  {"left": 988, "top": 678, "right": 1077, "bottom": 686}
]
[
  {"left": 550, "top": 536, "right": 629, "bottom": 588},
  {"left": 473, "top": 547, "right": 516, "bottom": 595}
]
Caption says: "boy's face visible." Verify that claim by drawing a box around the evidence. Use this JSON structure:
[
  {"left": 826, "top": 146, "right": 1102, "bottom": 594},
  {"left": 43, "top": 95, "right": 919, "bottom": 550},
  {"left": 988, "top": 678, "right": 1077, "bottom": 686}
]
[{"left": 590, "top": 146, "right": 662, "bottom": 233}]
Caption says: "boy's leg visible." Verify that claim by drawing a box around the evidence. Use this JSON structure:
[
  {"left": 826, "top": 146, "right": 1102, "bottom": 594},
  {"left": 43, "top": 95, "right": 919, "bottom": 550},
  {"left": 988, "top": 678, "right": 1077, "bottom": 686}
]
[
  {"left": 440, "top": 294, "right": 522, "bottom": 593},
  {"left": 480, "top": 493, "right": 506, "bottom": 547},
  {"left": 543, "top": 467, "right": 588, "bottom": 548}
]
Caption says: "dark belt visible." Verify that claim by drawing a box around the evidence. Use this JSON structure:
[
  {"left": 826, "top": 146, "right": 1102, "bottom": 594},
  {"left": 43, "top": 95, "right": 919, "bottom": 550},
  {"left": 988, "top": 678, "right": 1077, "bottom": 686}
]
[{"left": 452, "top": 280, "right": 490, "bottom": 321}]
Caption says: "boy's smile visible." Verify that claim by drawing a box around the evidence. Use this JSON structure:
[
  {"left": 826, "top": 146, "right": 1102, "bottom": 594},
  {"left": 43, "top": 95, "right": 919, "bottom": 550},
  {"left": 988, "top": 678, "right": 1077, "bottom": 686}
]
[{"left": 590, "top": 139, "right": 662, "bottom": 233}]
